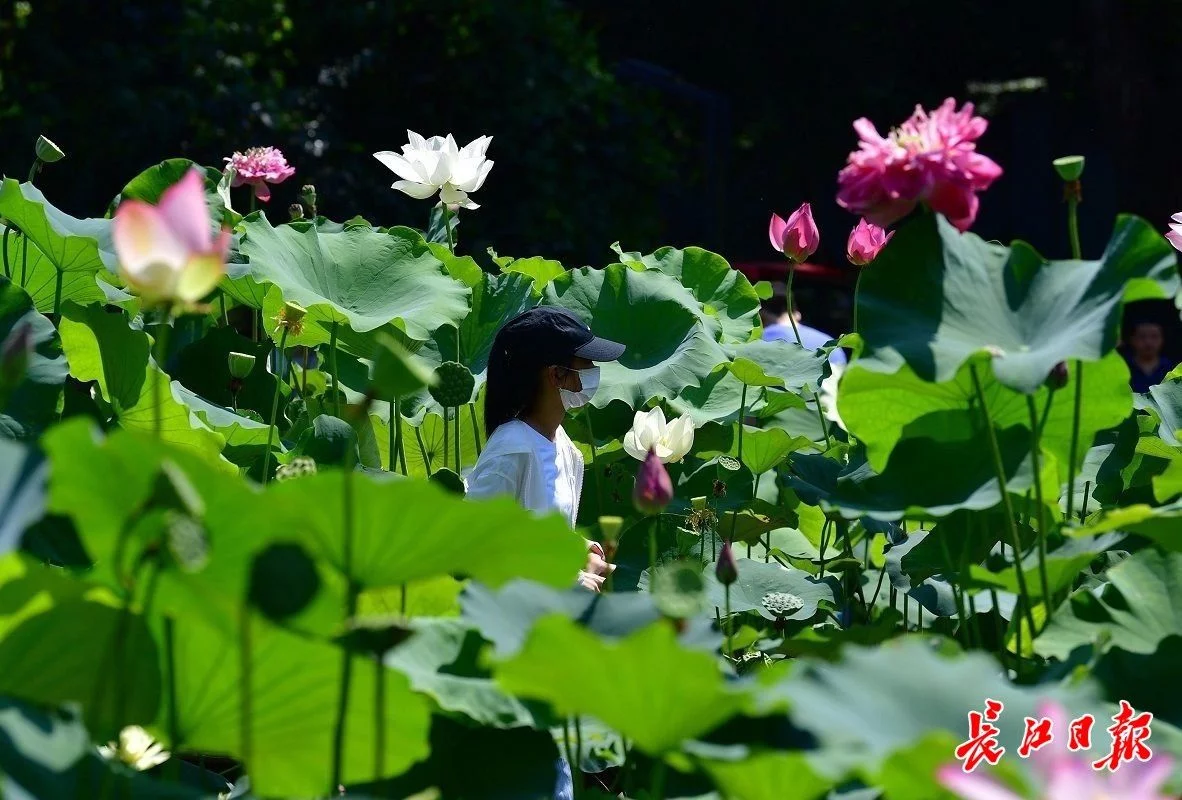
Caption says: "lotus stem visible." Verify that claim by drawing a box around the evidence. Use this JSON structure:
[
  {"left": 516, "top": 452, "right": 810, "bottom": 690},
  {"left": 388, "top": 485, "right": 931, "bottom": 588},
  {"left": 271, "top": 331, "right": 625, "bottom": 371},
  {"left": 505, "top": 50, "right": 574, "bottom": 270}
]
[
  {"left": 260, "top": 328, "right": 289, "bottom": 485},
  {"left": 220, "top": 294, "right": 229, "bottom": 326},
  {"left": 20, "top": 230, "right": 28, "bottom": 287},
  {"left": 785, "top": 264, "right": 802, "bottom": 346},
  {"left": 574, "top": 716, "right": 585, "bottom": 799},
  {"left": 969, "top": 364, "right": 1038, "bottom": 636},
  {"left": 28, "top": 160, "right": 40, "bottom": 185},
  {"left": 2, "top": 226, "right": 10, "bottom": 279},
  {"left": 330, "top": 321, "right": 341, "bottom": 418},
  {"left": 441, "top": 203, "right": 456, "bottom": 255},
  {"left": 585, "top": 408, "right": 605, "bottom": 518},
  {"left": 852, "top": 269, "right": 863, "bottom": 335},
  {"left": 732, "top": 383, "right": 748, "bottom": 546},
  {"left": 331, "top": 459, "right": 359, "bottom": 792},
  {"left": 415, "top": 426, "right": 431, "bottom": 474},
  {"left": 239, "top": 599, "right": 253, "bottom": 774},
  {"left": 1067, "top": 196, "right": 1082, "bottom": 260},
  {"left": 1066, "top": 361, "right": 1083, "bottom": 519},
  {"left": 561, "top": 718, "right": 578, "bottom": 800},
  {"left": 813, "top": 388, "right": 832, "bottom": 449},
  {"left": 938, "top": 530, "right": 969, "bottom": 645},
  {"left": 1025, "top": 396, "right": 1053, "bottom": 620},
  {"left": 650, "top": 760, "right": 667, "bottom": 800},
  {"left": 153, "top": 313, "right": 172, "bottom": 440},
  {"left": 468, "top": 403, "right": 482, "bottom": 456},
  {"left": 724, "top": 583, "right": 733, "bottom": 659},
  {"left": 52, "top": 265, "right": 63, "bottom": 320},
  {"left": 389, "top": 396, "right": 401, "bottom": 473},
  {"left": 373, "top": 656, "right": 385, "bottom": 781},
  {"left": 164, "top": 617, "right": 181, "bottom": 755},
  {"left": 1080, "top": 480, "right": 1092, "bottom": 520},
  {"left": 454, "top": 406, "right": 461, "bottom": 472},
  {"left": 443, "top": 407, "right": 450, "bottom": 469}
]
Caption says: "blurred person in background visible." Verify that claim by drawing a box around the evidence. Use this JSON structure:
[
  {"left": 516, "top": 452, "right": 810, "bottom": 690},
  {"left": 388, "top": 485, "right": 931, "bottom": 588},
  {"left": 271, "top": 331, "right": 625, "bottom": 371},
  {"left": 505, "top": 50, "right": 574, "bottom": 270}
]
[
  {"left": 1124, "top": 319, "right": 1175, "bottom": 393},
  {"left": 759, "top": 295, "right": 847, "bottom": 367}
]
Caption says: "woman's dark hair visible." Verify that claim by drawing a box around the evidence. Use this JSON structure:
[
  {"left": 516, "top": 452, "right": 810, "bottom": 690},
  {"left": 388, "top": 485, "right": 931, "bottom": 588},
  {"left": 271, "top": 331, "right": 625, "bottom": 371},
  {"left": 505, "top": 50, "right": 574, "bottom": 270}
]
[{"left": 484, "top": 340, "right": 576, "bottom": 435}]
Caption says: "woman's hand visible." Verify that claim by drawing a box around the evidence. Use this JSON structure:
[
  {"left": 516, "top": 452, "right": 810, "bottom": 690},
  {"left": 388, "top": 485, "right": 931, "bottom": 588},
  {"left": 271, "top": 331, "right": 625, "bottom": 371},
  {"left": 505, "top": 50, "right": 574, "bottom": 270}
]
[{"left": 579, "top": 542, "right": 615, "bottom": 592}]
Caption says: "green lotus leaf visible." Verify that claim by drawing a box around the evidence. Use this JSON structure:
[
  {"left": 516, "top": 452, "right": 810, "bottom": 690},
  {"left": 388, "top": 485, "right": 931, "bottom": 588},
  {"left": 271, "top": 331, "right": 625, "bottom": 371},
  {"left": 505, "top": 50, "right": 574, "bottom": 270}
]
[
  {"left": 697, "top": 751, "right": 833, "bottom": 800},
  {"left": 759, "top": 639, "right": 1101, "bottom": 777},
  {"left": 1036, "top": 549, "right": 1182, "bottom": 658},
  {"left": 383, "top": 617, "right": 537, "bottom": 728},
  {"left": 171, "top": 383, "right": 275, "bottom": 455},
  {"left": 0, "top": 179, "right": 115, "bottom": 299},
  {"left": 0, "top": 278, "right": 67, "bottom": 438},
  {"left": 703, "top": 557, "right": 839, "bottom": 622},
  {"left": 107, "top": 158, "right": 234, "bottom": 231},
  {"left": 1069, "top": 500, "right": 1182, "bottom": 552},
  {"left": 266, "top": 470, "right": 587, "bottom": 590},
  {"left": 58, "top": 303, "right": 225, "bottom": 459},
  {"left": 614, "top": 244, "right": 761, "bottom": 344},
  {"left": 693, "top": 424, "right": 814, "bottom": 475},
  {"left": 727, "top": 357, "right": 782, "bottom": 388},
  {"left": 1137, "top": 376, "right": 1182, "bottom": 446},
  {"left": 543, "top": 264, "right": 729, "bottom": 411},
  {"left": 0, "top": 439, "right": 46, "bottom": 556},
  {"left": 2, "top": 235, "right": 109, "bottom": 313},
  {"left": 840, "top": 351, "right": 1132, "bottom": 475},
  {"left": 370, "top": 404, "right": 483, "bottom": 477},
  {"left": 726, "top": 339, "right": 828, "bottom": 392},
  {"left": 495, "top": 615, "right": 745, "bottom": 754},
  {"left": 968, "top": 531, "right": 1126, "bottom": 599},
  {"left": 499, "top": 255, "right": 566, "bottom": 294},
  {"left": 0, "top": 695, "right": 214, "bottom": 800},
  {"left": 239, "top": 216, "right": 469, "bottom": 348},
  {"left": 460, "top": 580, "right": 720, "bottom": 659},
  {"left": 164, "top": 612, "right": 430, "bottom": 797},
  {"left": 858, "top": 211, "right": 1177, "bottom": 393}
]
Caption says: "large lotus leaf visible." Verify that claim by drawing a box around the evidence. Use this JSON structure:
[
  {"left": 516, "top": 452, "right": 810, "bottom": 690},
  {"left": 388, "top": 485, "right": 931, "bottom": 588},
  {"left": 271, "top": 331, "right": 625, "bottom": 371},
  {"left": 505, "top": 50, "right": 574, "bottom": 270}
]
[
  {"left": 239, "top": 215, "right": 469, "bottom": 348},
  {"left": 696, "top": 751, "right": 833, "bottom": 800},
  {"left": 1071, "top": 500, "right": 1182, "bottom": 552},
  {"left": 1036, "top": 549, "right": 1182, "bottom": 658},
  {"left": 495, "top": 615, "right": 745, "bottom": 755},
  {"left": 0, "top": 440, "right": 46, "bottom": 557},
  {"left": 460, "top": 580, "right": 719, "bottom": 659},
  {"left": 0, "top": 554, "right": 161, "bottom": 740},
  {"left": 0, "top": 179, "right": 115, "bottom": 279},
  {"left": 1138, "top": 376, "right": 1182, "bottom": 447},
  {"left": 173, "top": 325, "right": 285, "bottom": 420},
  {"left": 615, "top": 244, "right": 761, "bottom": 344},
  {"left": 0, "top": 279, "right": 67, "bottom": 438},
  {"left": 165, "top": 612, "right": 430, "bottom": 797},
  {"left": 0, "top": 696, "right": 211, "bottom": 800},
  {"left": 703, "top": 558, "right": 838, "bottom": 622},
  {"left": 787, "top": 429, "right": 1035, "bottom": 521},
  {"left": 858, "top": 211, "right": 1177, "bottom": 393},
  {"left": 761, "top": 639, "right": 1100, "bottom": 772},
  {"left": 841, "top": 352, "right": 1131, "bottom": 476},
  {"left": 266, "top": 470, "right": 586, "bottom": 590},
  {"left": 58, "top": 303, "right": 225, "bottom": 458},
  {"left": 500, "top": 255, "right": 566, "bottom": 294},
  {"left": 543, "top": 264, "right": 730, "bottom": 411},
  {"left": 693, "top": 424, "right": 815, "bottom": 475},
  {"left": 108, "top": 158, "right": 231, "bottom": 231},
  {"left": 172, "top": 383, "right": 275, "bottom": 454},
  {"left": 3, "top": 235, "right": 109, "bottom": 313},
  {"left": 368, "top": 404, "right": 482, "bottom": 477},
  {"left": 968, "top": 531, "right": 1127, "bottom": 599},
  {"left": 384, "top": 617, "right": 537, "bottom": 728}
]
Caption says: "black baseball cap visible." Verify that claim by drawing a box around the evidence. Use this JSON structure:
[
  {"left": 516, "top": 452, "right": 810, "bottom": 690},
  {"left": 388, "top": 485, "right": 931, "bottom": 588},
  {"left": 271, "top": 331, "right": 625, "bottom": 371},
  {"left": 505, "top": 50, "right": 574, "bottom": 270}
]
[{"left": 494, "top": 306, "right": 625, "bottom": 366}]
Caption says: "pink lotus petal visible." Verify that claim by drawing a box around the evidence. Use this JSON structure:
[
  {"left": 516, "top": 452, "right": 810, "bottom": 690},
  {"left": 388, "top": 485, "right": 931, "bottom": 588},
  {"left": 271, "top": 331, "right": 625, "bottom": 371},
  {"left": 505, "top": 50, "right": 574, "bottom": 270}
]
[
  {"left": 113, "top": 201, "right": 186, "bottom": 277},
  {"left": 156, "top": 169, "right": 212, "bottom": 253},
  {"left": 936, "top": 766, "right": 1022, "bottom": 800},
  {"left": 1166, "top": 228, "right": 1182, "bottom": 253},
  {"left": 768, "top": 213, "right": 788, "bottom": 252}
]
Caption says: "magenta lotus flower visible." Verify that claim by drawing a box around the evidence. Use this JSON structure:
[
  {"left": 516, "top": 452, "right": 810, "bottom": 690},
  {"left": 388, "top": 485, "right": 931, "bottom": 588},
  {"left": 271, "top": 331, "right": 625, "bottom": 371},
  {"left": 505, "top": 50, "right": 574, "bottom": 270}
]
[
  {"left": 836, "top": 98, "right": 1002, "bottom": 232},
  {"left": 769, "top": 203, "right": 820, "bottom": 263},
  {"left": 938, "top": 701, "right": 1174, "bottom": 800},
  {"left": 846, "top": 218, "right": 894, "bottom": 266},
  {"left": 224, "top": 146, "right": 296, "bottom": 203},
  {"left": 1166, "top": 213, "right": 1182, "bottom": 252},
  {"left": 715, "top": 540, "right": 738, "bottom": 586},
  {"left": 113, "top": 169, "right": 229, "bottom": 308},
  {"left": 633, "top": 447, "right": 674, "bottom": 515}
]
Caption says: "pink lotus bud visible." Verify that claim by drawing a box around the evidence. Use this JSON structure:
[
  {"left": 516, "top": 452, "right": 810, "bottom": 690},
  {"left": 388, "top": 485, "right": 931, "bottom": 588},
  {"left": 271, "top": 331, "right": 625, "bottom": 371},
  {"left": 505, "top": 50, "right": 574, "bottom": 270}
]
[
  {"left": 846, "top": 218, "right": 894, "bottom": 266},
  {"left": 715, "top": 540, "right": 738, "bottom": 586},
  {"left": 633, "top": 447, "right": 673, "bottom": 515},
  {"left": 768, "top": 203, "right": 820, "bottom": 263}
]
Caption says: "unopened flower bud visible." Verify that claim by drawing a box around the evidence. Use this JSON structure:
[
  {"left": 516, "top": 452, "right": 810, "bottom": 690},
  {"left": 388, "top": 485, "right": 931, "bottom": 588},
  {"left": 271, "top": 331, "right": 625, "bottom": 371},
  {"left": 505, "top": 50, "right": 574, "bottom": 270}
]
[
  {"left": 289, "top": 203, "right": 304, "bottom": 221},
  {"left": 1045, "top": 361, "right": 1069, "bottom": 390},
  {"left": 1052, "top": 155, "right": 1085, "bottom": 182},
  {"left": 633, "top": 448, "right": 673, "bottom": 515},
  {"left": 227, "top": 351, "right": 256, "bottom": 379},
  {"left": 715, "top": 540, "right": 738, "bottom": 586},
  {"left": 300, "top": 184, "right": 317, "bottom": 215},
  {"left": 35, "top": 135, "right": 65, "bottom": 164}
]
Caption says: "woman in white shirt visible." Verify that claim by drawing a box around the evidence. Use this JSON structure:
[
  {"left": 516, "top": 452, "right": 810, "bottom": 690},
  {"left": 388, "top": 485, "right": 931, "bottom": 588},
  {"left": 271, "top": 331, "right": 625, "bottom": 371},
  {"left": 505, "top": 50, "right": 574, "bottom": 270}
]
[{"left": 465, "top": 306, "right": 620, "bottom": 590}]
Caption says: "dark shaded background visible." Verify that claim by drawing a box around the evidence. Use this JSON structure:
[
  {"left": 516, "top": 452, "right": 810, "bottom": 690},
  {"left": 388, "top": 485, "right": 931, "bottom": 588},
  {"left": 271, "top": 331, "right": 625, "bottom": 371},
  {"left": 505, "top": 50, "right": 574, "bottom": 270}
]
[{"left": 2, "top": 0, "right": 1179, "bottom": 340}]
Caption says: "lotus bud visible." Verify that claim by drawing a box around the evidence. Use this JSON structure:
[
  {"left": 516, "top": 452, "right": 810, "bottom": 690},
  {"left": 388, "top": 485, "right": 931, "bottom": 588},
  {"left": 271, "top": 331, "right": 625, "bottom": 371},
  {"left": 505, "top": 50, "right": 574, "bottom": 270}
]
[
  {"left": 633, "top": 447, "right": 673, "bottom": 515},
  {"left": 1, "top": 321, "right": 32, "bottom": 387},
  {"left": 768, "top": 203, "right": 820, "bottom": 263},
  {"left": 34, "top": 135, "right": 65, "bottom": 164},
  {"left": 1052, "top": 155, "right": 1085, "bottom": 182},
  {"left": 227, "top": 351, "right": 256, "bottom": 380},
  {"left": 1045, "top": 361, "right": 1069, "bottom": 390},
  {"left": 289, "top": 203, "right": 305, "bottom": 221},
  {"left": 715, "top": 540, "right": 738, "bottom": 586},
  {"left": 300, "top": 184, "right": 317, "bottom": 215}
]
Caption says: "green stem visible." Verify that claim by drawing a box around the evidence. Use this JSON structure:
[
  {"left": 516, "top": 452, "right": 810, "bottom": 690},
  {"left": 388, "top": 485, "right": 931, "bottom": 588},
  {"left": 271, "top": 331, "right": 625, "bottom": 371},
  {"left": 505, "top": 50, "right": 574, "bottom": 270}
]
[
  {"left": 785, "top": 264, "right": 802, "bottom": 346},
  {"left": 261, "top": 328, "right": 289, "bottom": 485},
  {"left": 724, "top": 584, "right": 733, "bottom": 658},
  {"left": 454, "top": 405, "right": 461, "bottom": 472},
  {"left": 373, "top": 657, "right": 385, "bottom": 781},
  {"left": 650, "top": 760, "right": 667, "bottom": 800},
  {"left": 585, "top": 408, "right": 605, "bottom": 518},
  {"left": 969, "top": 364, "right": 1038, "bottom": 635},
  {"left": 389, "top": 397, "right": 400, "bottom": 473},
  {"left": 1080, "top": 480, "right": 1092, "bottom": 521},
  {"left": 415, "top": 426, "right": 432, "bottom": 474},
  {"left": 153, "top": 314, "right": 172, "bottom": 440},
  {"left": 1, "top": 226, "right": 10, "bottom": 279},
  {"left": 1066, "top": 361, "right": 1083, "bottom": 519},
  {"left": 239, "top": 600, "right": 253, "bottom": 773},
  {"left": 1025, "top": 396, "right": 1053, "bottom": 619},
  {"left": 647, "top": 517, "right": 658, "bottom": 577},
  {"left": 561, "top": 718, "right": 577, "bottom": 800},
  {"left": 331, "top": 461, "right": 359, "bottom": 792},
  {"left": 443, "top": 407, "right": 450, "bottom": 469},
  {"left": 441, "top": 203, "right": 456, "bottom": 254},
  {"left": 220, "top": 293, "right": 229, "bottom": 326},
  {"left": 19, "top": 231, "right": 28, "bottom": 287},
  {"left": 468, "top": 403, "right": 482, "bottom": 456},
  {"left": 1067, "top": 196, "right": 1082, "bottom": 260},
  {"left": 28, "top": 159, "right": 41, "bottom": 184},
  {"left": 164, "top": 617, "right": 181, "bottom": 754},
  {"left": 330, "top": 321, "right": 341, "bottom": 418},
  {"left": 732, "top": 384, "right": 748, "bottom": 546},
  {"left": 817, "top": 518, "right": 831, "bottom": 577},
  {"left": 838, "top": 520, "right": 868, "bottom": 619},
  {"left": 852, "top": 269, "right": 863, "bottom": 334},
  {"left": 813, "top": 389, "right": 832, "bottom": 449},
  {"left": 574, "top": 716, "right": 584, "bottom": 797},
  {"left": 937, "top": 531, "right": 969, "bottom": 645}
]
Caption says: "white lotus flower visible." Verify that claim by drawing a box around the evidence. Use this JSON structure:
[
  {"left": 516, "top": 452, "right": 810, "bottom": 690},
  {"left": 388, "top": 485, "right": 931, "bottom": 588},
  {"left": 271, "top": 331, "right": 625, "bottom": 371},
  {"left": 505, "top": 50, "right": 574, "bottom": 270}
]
[
  {"left": 373, "top": 131, "right": 494, "bottom": 210},
  {"left": 97, "top": 725, "right": 170, "bottom": 771},
  {"left": 623, "top": 407, "right": 695, "bottom": 464},
  {"left": 818, "top": 364, "right": 847, "bottom": 433}
]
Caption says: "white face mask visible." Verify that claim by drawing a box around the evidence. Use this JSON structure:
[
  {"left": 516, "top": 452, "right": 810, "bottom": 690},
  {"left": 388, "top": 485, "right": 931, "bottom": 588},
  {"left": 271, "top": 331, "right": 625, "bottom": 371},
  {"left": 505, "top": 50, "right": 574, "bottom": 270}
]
[{"left": 558, "top": 366, "right": 600, "bottom": 410}]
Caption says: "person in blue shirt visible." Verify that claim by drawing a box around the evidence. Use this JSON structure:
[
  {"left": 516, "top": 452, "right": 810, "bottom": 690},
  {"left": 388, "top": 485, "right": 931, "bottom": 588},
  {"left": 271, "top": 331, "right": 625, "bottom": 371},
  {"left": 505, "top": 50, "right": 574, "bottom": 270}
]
[
  {"left": 1124, "top": 320, "right": 1175, "bottom": 393},
  {"left": 759, "top": 296, "right": 846, "bottom": 367}
]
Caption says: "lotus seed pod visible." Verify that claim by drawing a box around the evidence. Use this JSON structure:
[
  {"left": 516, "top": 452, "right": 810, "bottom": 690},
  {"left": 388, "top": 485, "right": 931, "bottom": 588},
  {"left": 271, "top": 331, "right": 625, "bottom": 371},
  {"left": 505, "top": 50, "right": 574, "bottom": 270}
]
[
  {"left": 428, "top": 361, "right": 475, "bottom": 407},
  {"left": 598, "top": 516, "right": 623, "bottom": 549},
  {"left": 227, "top": 351, "right": 257, "bottom": 379},
  {"left": 1052, "top": 155, "right": 1085, "bottom": 182},
  {"left": 761, "top": 591, "right": 804, "bottom": 618},
  {"left": 34, "top": 134, "right": 65, "bottom": 164},
  {"left": 275, "top": 456, "right": 317, "bottom": 482},
  {"left": 282, "top": 301, "right": 307, "bottom": 325}
]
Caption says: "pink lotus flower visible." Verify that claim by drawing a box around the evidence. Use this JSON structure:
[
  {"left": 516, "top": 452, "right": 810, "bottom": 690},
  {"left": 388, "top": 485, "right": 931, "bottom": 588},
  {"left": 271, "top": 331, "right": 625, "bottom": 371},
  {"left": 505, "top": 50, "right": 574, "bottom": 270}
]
[
  {"left": 1166, "top": 213, "right": 1182, "bottom": 252},
  {"left": 769, "top": 203, "right": 820, "bottom": 263},
  {"left": 224, "top": 146, "right": 296, "bottom": 203},
  {"left": 938, "top": 701, "right": 1174, "bottom": 800},
  {"left": 836, "top": 98, "right": 1002, "bottom": 232},
  {"left": 633, "top": 447, "right": 674, "bottom": 515},
  {"left": 846, "top": 218, "right": 894, "bottom": 266},
  {"left": 113, "top": 169, "right": 230, "bottom": 308}
]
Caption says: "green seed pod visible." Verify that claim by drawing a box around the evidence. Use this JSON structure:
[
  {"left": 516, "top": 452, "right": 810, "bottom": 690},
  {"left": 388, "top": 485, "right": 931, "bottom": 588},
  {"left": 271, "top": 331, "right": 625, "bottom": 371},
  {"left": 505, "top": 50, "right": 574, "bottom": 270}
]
[
  {"left": 428, "top": 361, "right": 475, "bottom": 407},
  {"left": 35, "top": 134, "right": 65, "bottom": 164},
  {"left": 227, "top": 351, "right": 257, "bottom": 379},
  {"left": 1052, "top": 155, "right": 1085, "bottom": 182}
]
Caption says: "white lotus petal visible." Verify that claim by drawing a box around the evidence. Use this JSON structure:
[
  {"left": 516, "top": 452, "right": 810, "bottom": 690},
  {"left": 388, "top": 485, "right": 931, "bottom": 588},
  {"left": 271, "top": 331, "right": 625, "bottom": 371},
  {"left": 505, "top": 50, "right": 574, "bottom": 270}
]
[
  {"left": 623, "top": 430, "right": 646, "bottom": 461},
  {"left": 374, "top": 151, "right": 424, "bottom": 184},
  {"left": 393, "top": 180, "right": 439, "bottom": 200},
  {"left": 439, "top": 184, "right": 470, "bottom": 207}
]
